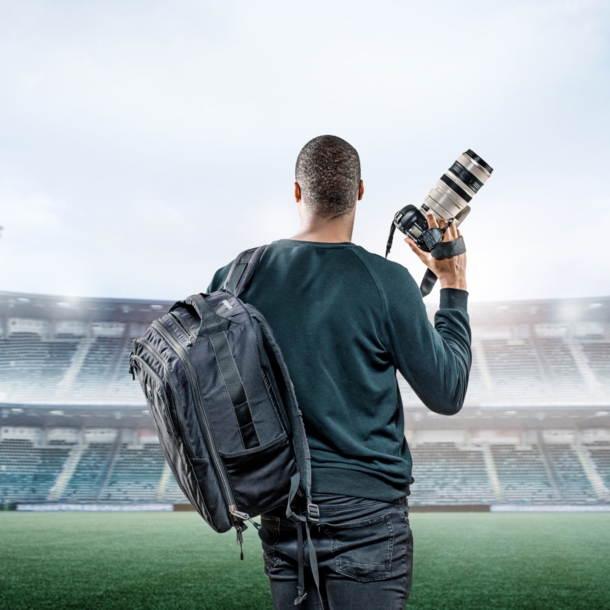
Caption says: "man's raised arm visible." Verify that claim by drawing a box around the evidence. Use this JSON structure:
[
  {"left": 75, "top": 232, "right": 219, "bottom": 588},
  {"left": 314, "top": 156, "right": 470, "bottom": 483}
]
[{"left": 386, "top": 212, "right": 471, "bottom": 415}]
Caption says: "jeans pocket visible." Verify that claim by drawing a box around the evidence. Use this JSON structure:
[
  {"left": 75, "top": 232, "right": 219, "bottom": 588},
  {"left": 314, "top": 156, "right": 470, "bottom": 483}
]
[
  {"left": 259, "top": 514, "right": 281, "bottom": 548},
  {"left": 323, "top": 512, "right": 394, "bottom": 582}
]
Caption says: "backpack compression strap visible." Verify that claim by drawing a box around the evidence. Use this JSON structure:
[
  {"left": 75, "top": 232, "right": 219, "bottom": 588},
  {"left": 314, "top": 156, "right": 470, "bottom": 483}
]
[{"left": 223, "top": 245, "right": 268, "bottom": 297}]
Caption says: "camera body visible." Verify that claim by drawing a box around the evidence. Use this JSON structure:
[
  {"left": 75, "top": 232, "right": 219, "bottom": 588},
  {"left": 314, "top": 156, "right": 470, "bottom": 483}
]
[
  {"left": 392, "top": 206, "right": 438, "bottom": 253},
  {"left": 392, "top": 150, "right": 493, "bottom": 252}
]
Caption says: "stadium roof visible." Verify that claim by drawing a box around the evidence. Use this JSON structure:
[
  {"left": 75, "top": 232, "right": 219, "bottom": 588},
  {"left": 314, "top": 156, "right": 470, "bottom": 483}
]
[
  {"left": 1, "top": 290, "right": 609, "bottom": 409},
  {"left": 2, "top": 290, "right": 610, "bottom": 326}
]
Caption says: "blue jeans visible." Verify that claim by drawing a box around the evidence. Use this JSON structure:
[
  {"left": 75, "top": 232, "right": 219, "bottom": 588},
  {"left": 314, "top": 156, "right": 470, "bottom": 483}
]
[{"left": 258, "top": 494, "right": 413, "bottom": 610}]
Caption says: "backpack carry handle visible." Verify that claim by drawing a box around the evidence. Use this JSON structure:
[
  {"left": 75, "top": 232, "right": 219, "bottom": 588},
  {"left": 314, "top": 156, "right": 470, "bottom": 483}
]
[
  {"left": 169, "top": 293, "right": 230, "bottom": 340},
  {"left": 167, "top": 246, "right": 266, "bottom": 341}
]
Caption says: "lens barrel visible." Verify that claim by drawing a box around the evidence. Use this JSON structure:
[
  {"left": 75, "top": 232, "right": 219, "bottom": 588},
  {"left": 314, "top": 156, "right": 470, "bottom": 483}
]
[
  {"left": 386, "top": 149, "right": 493, "bottom": 260},
  {"left": 422, "top": 150, "right": 493, "bottom": 226}
]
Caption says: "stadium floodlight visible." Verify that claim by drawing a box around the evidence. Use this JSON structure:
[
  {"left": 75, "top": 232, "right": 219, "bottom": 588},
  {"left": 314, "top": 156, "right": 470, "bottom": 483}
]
[{"left": 557, "top": 303, "right": 583, "bottom": 321}]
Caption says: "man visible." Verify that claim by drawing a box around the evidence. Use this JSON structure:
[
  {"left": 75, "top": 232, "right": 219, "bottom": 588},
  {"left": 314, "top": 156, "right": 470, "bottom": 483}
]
[{"left": 207, "top": 135, "right": 471, "bottom": 609}]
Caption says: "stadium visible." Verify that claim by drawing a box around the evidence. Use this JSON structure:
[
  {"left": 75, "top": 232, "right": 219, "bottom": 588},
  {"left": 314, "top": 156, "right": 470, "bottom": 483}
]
[
  {"left": 3, "top": 1, "right": 610, "bottom": 607},
  {"left": 3, "top": 288, "right": 610, "bottom": 610},
  {"left": 2, "top": 293, "right": 610, "bottom": 609},
  {"left": 2, "top": 289, "right": 609, "bottom": 511}
]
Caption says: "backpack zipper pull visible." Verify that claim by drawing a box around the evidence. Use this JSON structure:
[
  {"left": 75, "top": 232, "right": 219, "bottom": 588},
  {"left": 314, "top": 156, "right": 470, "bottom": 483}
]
[
  {"left": 236, "top": 525, "right": 244, "bottom": 561},
  {"left": 229, "top": 505, "right": 250, "bottom": 521},
  {"left": 229, "top": 505, "right": 260, "bottom": 529}
]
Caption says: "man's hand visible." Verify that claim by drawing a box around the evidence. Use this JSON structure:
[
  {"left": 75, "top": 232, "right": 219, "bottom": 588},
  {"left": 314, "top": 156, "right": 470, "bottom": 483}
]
[{"left": 405, "top": 212, "right": 467, "bottom": 291}]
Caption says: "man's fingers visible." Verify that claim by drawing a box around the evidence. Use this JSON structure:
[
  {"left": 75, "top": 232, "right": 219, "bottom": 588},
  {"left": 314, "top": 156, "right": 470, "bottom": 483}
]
[
  {"left": 438, "top": 220, "right": 460, "bottom": 241},
  {"left": 405, "top": 238, "right": 430, "bottom": 263},
  {"left": 448, "top": 222, "right": 459, "bottom": 240},
  {"left": 441, "top": 220, "right": 455, "bottom": 242},
  {"left": 405, "top": 237, "right": 421, "bottom": 254},
  {"left": 426, "top": 212, "right": 439, "bottom": 229}
]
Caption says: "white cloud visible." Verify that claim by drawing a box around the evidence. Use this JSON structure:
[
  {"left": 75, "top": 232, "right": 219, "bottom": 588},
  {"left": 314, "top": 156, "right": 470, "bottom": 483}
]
[{"left": 0, "top": 0, "right": 608, "bottom": 300}]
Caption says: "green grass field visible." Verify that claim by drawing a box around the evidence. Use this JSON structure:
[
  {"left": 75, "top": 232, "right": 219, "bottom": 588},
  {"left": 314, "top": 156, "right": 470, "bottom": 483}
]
[{"left": 1, "top": 512, "right": 609, "bottom": 610}]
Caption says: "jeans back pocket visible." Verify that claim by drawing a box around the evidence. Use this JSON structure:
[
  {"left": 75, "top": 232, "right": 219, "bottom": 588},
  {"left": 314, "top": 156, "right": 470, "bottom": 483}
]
[{"left": 322, "top": 512, "right": 394, "bottom": 582}]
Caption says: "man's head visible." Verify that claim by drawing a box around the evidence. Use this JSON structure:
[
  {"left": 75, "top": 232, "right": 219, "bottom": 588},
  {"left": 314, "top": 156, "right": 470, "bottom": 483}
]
[{"left": 295, "top": 135, "right": 362, "bottom": 219}]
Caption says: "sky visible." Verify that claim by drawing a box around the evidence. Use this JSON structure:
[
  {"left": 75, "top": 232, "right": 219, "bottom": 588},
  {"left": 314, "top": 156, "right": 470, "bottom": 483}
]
[{"left": 0, "top": 0, "right": 609, "bottom": 304}]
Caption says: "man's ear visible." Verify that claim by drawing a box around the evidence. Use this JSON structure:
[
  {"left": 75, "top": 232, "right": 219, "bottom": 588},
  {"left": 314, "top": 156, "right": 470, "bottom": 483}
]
[
  {"left": 294, "top": 182, "right": 301, "bottom": 203},
  {"left": 358, "top": 180, "right": 365, "bottom": 201}
]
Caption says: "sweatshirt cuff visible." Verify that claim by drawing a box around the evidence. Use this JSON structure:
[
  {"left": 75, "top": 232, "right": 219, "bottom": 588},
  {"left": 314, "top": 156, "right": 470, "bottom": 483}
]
[{"left": 439, "top": 288, "right": 469, "bottom": 312}]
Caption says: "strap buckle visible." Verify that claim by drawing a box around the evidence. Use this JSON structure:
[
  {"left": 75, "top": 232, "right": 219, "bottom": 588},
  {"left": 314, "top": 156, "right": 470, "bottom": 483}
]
[{"left": 307, "top": 503, "right": 320, "bottom": 522}]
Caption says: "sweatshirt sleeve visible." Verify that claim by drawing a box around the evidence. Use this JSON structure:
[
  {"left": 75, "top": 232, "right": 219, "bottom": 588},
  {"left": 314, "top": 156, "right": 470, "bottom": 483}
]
[{"left": 381, "top": 264, "right": 472, "bottom": 416}]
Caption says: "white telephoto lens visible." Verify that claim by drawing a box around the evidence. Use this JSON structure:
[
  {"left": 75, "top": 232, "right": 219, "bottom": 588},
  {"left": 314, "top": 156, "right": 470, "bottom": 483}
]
[{"left": 422, "top": 150, "right": 493, "bottom": 225}]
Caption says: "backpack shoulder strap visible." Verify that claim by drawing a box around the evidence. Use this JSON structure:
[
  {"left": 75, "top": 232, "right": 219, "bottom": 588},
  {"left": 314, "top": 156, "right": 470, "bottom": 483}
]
[{"left": 223, "top": 245, "right": 268, "bottom": 297}]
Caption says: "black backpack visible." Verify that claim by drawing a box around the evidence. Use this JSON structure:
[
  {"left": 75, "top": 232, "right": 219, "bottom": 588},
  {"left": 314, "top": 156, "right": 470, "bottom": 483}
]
[{"left": 129, "top": 247, "right": 321, "bottom": 604}]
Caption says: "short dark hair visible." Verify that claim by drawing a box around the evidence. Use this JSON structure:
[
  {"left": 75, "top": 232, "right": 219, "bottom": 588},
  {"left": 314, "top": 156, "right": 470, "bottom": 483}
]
[{"left": 295, "top": 135, "right": 361, "bottom": 218}]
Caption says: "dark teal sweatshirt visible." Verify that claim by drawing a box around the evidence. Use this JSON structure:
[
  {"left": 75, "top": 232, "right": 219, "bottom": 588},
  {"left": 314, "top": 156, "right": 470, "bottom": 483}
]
[{"left": 208, "top": 240, "right": 472, "bottom": 502}]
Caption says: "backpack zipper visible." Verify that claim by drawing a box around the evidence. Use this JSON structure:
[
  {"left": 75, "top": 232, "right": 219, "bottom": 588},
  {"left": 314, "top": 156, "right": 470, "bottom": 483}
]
[
  {"left": 129, "top": 354, "right": 180, "bottom": 441},
  {"left": 132, "top": 338, "right": 197, "bottom": 459},
  {"left": 261, "top": 367, "right": 289, "bottom": 433},
  {"left": 169, "top": 311, "right": 196, "bottom": 346},
  {"left": 151, "top": 318, "right": 238, "bottom": 520},
  {"left": 130, "top": 353, "right": 213, "bottom": 523}
]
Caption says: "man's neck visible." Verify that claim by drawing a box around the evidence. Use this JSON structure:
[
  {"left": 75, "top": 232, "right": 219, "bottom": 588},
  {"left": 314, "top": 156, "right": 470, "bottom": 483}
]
[{"left": 290, "top": 210, "right": 355, "bottom": 244}]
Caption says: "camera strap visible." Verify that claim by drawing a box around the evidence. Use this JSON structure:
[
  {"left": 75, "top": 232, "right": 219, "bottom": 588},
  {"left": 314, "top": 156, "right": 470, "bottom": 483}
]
[
  {"left": 420, "top": 236, "right": 466, "bottom": 297},
  {"left": 420, "top": 269, "right": 438, "bottom": 297},
  {"left": 385, "top": 222, "right": 397, "bottom": 258},
  {"left": 431, "top": 235, "right": 466, "bottom": 259},
  {"left": 386, "top": 219, "right": 466, "bottom": 297}
]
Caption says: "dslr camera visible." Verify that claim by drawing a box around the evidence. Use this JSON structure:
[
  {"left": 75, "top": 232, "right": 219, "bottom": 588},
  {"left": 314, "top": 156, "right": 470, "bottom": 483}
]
[{"left": 386, "top": 149, "right": 493, "bottom": 296}]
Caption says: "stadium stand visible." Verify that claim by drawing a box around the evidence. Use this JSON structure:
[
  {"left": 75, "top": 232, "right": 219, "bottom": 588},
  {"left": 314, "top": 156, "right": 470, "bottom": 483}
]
[
  {"left": 491, "top": 443, "right": 560, "bottom": 503},
  {"left": 0, "top": 331, "right": 79, "bottom": 404},
  {"left": 581, "top": 343, "right": 610, "bottom": 393},
  {"left": 0, "top": 437, "right": 71, "bottom": 503},
  {"left": 543, "top": 443, "right": 599, "bottom": 503},
  {"left": 71, "top": 336, "right": 125, "bottom": 401},
  {"left": 162, "top": 469, "right": 190, "bottom": 503},
  {"left": 482, "top": 339, "right": 549, "bottom": 404},
  {"left": 535, "top": 337, "right": 588, "bottom": 403},
  {"left": 588, "top": 442, "right": 610, "bottom": 489},
  {"left": 1, "top": 290, "right": 609, "bottom": 507},
  {"left": 2, "top": 426, "right": 610, "bottom": 506},
  {"left": 100, "top": 442, "right": 166, "bottom": 502},
  {"left": 409, "top": 442, "right": 495, "bottom": 505},
  {"left": 60, "top": 442, "right": 117, "bottom": 502}
]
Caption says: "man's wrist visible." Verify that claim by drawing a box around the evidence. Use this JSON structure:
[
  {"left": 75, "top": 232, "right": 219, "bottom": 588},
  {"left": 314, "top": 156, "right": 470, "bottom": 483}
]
[{"left": 438, "top": 277, "right": 467, "bottom": 291}]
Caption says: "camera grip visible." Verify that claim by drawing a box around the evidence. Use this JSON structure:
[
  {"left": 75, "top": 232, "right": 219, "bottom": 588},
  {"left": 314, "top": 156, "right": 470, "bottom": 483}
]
[
  {"left": 420, "top": 237, "right": 466, "bottom": 297},
  {"left": 430, "top": 236, "right": 466, "bottom": 259}
]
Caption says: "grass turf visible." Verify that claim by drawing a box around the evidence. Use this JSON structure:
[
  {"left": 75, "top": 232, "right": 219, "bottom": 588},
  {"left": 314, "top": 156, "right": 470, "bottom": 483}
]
[{"left": 1, "top": 512, "right": 609, "bottom": 609}]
